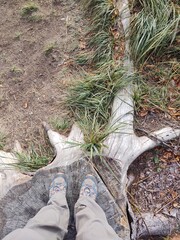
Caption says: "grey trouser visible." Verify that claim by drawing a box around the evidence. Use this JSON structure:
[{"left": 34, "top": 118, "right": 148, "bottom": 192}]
[{"left": 3, "top": 193, "right": 121, "bottom": 240}]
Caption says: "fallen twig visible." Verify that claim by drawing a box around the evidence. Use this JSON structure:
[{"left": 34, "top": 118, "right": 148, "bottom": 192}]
[{"left": 154, "top": 195, "right": 179, "bottom": 215}]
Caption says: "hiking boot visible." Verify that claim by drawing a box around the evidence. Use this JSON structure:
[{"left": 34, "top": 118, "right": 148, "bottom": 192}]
[
  {"left": 49, "top": 173, "right": 67, "bottom": 198},
  {"left": 79, "top": 174, "right": 98, "bottom": 200}
]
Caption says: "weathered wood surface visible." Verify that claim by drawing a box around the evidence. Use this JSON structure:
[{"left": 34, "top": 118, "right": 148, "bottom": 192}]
[
  {"left": 136, "top": 212, "right": 180, "bottom": 238},
  {"left": 0, "top": 150, "right": 31, "bottom": 199},
  {"left": 0, "top": 158, "right": 127, "bottom": 240}
]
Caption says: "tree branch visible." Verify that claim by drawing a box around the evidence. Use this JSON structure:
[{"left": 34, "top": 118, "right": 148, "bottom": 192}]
[{"left": 139, "top": 127, "right": 180, "bottom": 154}]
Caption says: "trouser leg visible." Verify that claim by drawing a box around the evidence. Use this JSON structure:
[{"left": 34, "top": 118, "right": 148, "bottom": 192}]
[
  {"left": 75, "top": 196, "right": 121, "bottom": 240},
  {"left": 3, "top": 192, "right": 70, "bottom": 240}
]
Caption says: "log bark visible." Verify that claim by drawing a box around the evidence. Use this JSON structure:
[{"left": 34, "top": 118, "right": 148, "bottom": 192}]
[
  {"left": 0, "top": 150, "right": 31, "bottom": 199},
  {"left": 136, "top": 212, "right": 180, "bottom": 238}
]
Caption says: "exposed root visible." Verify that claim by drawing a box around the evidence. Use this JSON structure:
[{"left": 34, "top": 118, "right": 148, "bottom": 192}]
[
  {"left": 139, "top": 127, "right": 180, "bottom": 156},
  {"left": 43, "top": 123, "right": 84, "bottom": 168},
  {"left": 0, "top": 151, "right": 30, "bottom": 199}
]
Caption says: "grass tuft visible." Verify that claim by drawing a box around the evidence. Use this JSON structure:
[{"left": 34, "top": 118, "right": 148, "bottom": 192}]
[
  {"left": 0, "top": 132, "right": 6, "bottom": 150},
  {"left": 67, "top": 112, "right": 122, "bottom": 158},
  {"left": 67, "top": 62, "right": 132, "bottom": 125},
  {"left": 133, "top": 63, "right": 180, "bottom": 114},
  {"left": 134, "top": 79, "right": 169, "bottom": 112},
  {"left": 44, "top": 43, "right": 56, "bottom": 56},
  {"left": 79, "top": 0, "right": 117, "bottom": 67},
  {"left": 130, "top": 0, "right": 180, "bottom": 65},
  {"left": 14, "top": 32, "right": 22, "bottom": 40},
  {"left": 21, "top": 3, "right": 39, "bottom": 17},
  {"left": 15, "top": 145, "right": 51, "bottom": 172},
  {"left": 89, "top": 30, "right": 114, "bottom": 64},
  {"left": 50, "top": 117, "right": 70, "bottom": 132},
  {"left": 11, "top": 66, "right": 23, "bottom": 74},
  {"left": 75, "top": 54, "right": 90, "bottom": 66}
]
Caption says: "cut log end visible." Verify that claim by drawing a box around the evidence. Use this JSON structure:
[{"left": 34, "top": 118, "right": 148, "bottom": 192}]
[{"left": 0, "top": 159, "right": 129, "bottom": 240}]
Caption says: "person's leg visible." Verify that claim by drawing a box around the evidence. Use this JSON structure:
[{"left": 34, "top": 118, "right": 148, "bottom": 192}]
[
  {"left": 75, "top": 175, "right": 121, "bottom": 240},
  {"left": 3, "top": 174, "right": 70, "bottom": 240}
]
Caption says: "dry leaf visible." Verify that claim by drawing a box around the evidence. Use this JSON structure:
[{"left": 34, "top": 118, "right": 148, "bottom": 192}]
[
  {"left": 23, "top": 102, "right": 28, "bottom": 109},
  {"left": 139, "top": 109, "right": 148, "bottom": 117},
  {"left": 173, "top": 202, "right": 179, "bottom": 208},
  {"left": 79, "top": 40, "right": 86, "bottom": 50}
]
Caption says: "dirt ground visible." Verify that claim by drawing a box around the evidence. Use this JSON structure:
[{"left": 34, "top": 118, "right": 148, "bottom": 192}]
[
  {"left": 128, "top": 143, "right": 180, "bottom": 212},
  {"left": 0, "top": 0, "right": 85, "bottom": 151}
]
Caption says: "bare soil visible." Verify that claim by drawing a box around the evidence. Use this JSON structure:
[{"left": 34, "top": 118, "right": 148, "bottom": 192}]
[
  {"left": 128, "top": 144, "right": 180, "bottom": 213},
  {"left": 0, "top": 0, "right": 85, "bottom": 151}
]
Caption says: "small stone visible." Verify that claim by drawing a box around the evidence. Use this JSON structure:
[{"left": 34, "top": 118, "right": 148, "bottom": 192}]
[{"left": 170, "top": 209, "right": 178, "bottom": 217}]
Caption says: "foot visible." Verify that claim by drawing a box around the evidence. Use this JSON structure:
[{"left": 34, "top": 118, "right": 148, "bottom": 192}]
[
  {"left": 79, "top": 174, "right": 98, "bottom": 200},
  {"left": 49, "top": 173, "right": 67, "bottom": 198}
]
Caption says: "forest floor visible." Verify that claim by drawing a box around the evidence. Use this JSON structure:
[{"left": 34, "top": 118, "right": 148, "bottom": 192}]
[{"left": 0, "top": 0, "right": 179, "bottom": 239}]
